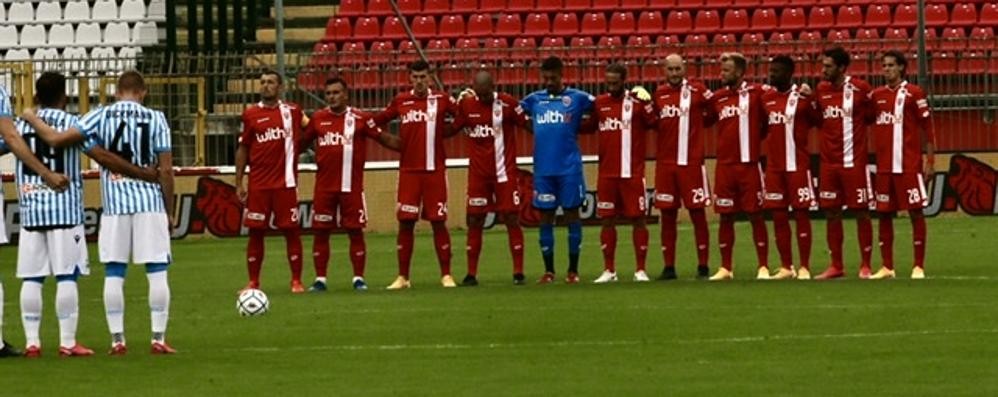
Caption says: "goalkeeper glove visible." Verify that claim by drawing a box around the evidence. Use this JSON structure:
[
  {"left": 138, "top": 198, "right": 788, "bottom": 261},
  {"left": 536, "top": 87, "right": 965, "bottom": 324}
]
[{"left": 630, "top": 85, "right": 651, "bottom": 101}]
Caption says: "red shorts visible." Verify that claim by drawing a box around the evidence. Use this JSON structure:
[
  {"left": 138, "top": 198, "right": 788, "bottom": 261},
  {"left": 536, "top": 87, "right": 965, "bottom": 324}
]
[
  {"left": 875, "top": 172, "right": 928, "bottom": 212},
  {"left": 466, "top": 175, "right": 521, "bottom": 215},
  {"left": 764, "top": 169, "right": 816, "bottom": 210},
  {"left": 244, "top": 188, "right": 300, "bottom": 230},
  {"left": 654, "top": 164, "right": 711, "bottom": 210},
  {"left": 597, "top": 177, "right": 648, "bottom": 218},
  {"left": 312, "top": 190, "right": 367, "bottom": 229},
  {"left": 397, "top": 170, "right": 449, "bottom": 221},
  {"left": 714, "top": 163, "right": 764, "bottom": 214},
  {"left": 819, "top": 164, "right": 873, "bottom": 210}
]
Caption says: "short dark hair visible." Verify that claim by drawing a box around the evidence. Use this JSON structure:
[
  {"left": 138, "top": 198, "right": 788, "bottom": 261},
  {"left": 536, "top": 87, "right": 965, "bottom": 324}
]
[
  {"left": 409, "top": 60, "right": 430, "bottom": 72},
  {"left": 606, "top": 63, "right": 628, "bottom": 80},
  {"left": 325, "top": 77, "right": 348, "bottom": 90},
  {"left": 720, "top": 52, "right": 747, "bottom": 73},
  {"left": 541, "top": 56, "right": 563, "bottom": 72},
  {"left": 262, "top": 69, "right": 283, "bottom": 85},
  {"left": 883, "top": 50, "right": 908, "bottom": 70},
  {"left": 823, "top": 46, "right": 851, "bottom": 68},
  {"left": 117, "top": 70, "right": 146, "bottom": 92},
  {"left": 35, "top": 72, "right": 66, "bottom": 108},
  {"left": 771, "top": 55, "right": 795, "bottom": 74}
]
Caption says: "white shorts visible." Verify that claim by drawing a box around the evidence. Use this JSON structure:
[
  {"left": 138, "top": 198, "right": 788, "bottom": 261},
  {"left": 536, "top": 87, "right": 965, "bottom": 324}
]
[
  {"left": 0, "top": 201, "right": 8, "bottom": 244},
  {"left": 98, "top": 213, "right": 172, "bottom": 264},
  {"left": 16, "top": 225, "right": 90, "bottom": 278}
]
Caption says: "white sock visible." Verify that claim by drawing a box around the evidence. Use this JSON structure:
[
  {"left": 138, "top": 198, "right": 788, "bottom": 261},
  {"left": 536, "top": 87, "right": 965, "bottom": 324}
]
[
  {"left": 315, "top": 277, "right": 327, "bottom": 283},
  {"left": 147, "top": 271, "right": 170, "bottom": 341},
  {"left": 20, "top": 281, "right": 43, "bottom": 348},
  {"left": 0, "top": 281, "right": 5, "bottom": 348},
  {"left": 56, "top": 281, "right": 79, "bottom": 348},
  {"left": 104, "top": 276, "right": 125, "bottom": 342}
]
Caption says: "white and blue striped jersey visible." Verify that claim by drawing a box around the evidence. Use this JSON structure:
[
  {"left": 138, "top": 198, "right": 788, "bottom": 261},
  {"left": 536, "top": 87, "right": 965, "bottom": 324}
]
[
  {"left": 0, "top": 85, "right": 11, "bottom": 201},
  {"left": 7, "top": 109, "right": 85, "bottom": 227},
  {"left": 78, "top": 100, "right": 171, "bottom": 215}
]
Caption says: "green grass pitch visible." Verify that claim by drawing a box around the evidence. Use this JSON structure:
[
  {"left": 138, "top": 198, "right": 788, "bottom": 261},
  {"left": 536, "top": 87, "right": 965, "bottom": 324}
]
[{"left": 2, "top": 216, "right": 997, "bottom": 396}]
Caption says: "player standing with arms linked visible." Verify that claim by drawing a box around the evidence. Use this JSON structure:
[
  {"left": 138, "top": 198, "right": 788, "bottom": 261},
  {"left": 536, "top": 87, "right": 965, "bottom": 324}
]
[
  {"left": 520, "top": 56, "right": 595, "bottom": 284},
  {"left": 236, "top": 71, "right": 308, "bottom": 293},
  {"left": 23, "top": 71, "right": 177, "bottom": 354},
  {"left": 868, "top": 51, "right": 935, "bottom": 280}
]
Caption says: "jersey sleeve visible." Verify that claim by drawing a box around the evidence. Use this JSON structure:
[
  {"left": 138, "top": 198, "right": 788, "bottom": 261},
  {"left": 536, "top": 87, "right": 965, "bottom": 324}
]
[
  {"left": 152, "top": 111, "right": 172, "bottom": 153},
  {"left": 912, "top": 86, "right": 935, "bottom": 144},
  {"left": 640, "top": 97, "right": 657, "bottom": 127},
  {"left": 361, "top": 114, "right": 383, "bottom": 139},
  {"left": 78, "top": 108, "right": 104, "bottom": 152},
  {"left": 372, "top": 96, "right": 399, "bottom": 126},
  {"left": 0, "top": 86, "right": 11, "bottom": 118},
  {"left": 238, "top": 109, "right": 254, "bottom": 148},
  {"left": 578, "top": 90, "right": 596, "bottom": 114},
  {"left": 519, "top": 93, "right": 535, "bottom": 120},
  {"left": 451, "top": 98, "right": 469, "bottom": 131},
  {"left": 502, "top": 95, "right": 529, "bottom": 127},
  {"left": 302, "top": 112, "right": 317, "bottom": 143}
]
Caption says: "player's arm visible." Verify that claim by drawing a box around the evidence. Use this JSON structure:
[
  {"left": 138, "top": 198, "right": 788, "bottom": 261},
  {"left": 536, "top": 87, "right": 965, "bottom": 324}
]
[
  {"left": 235, "top": 113, "right": 252, "bottom": 203},
  {"left": 0, "top": 115, "right": 69, "bottom": 190},
  {"left": 916, "top": 90, "right": 936, "bottom": 180},
  {"left": 518, "top": 95, "right": 535, "bottom": 133},
  {"left": 158, "top": 151, "right": 176, "bottom": 226},
  {"left": 701, "top": 89, "right": 718, "bottom": 128},
  {"left": 578, "top": 105, "right": 598, "bottom": 134},
  {"left": 86, "top": 145, "right": 159, "bottom": 182},
  {"left": 443, "top": 96, "right": 463, "bottom": 138},
  {"left": 19, "top": 108, "right": 85, "bottom": 148},
  {"left": 372, "top": 97, "right": 399, "bottom": 127}
]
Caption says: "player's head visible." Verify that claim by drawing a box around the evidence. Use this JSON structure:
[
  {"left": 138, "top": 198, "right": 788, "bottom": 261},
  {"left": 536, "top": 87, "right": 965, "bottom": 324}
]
[
  {"left": 768, "top": 56, "right": 795, "bottom": 89},
  {"left": 664, "top": 53, "right": 686, "bottom": 86},
  {"left": 324, "top": 77, "right": 349, "bottom": 112},
  {"left": 409, "top": 60, "right": 431, "bottom": 95},
  {"left": 540, "top": 56, "right": 564, "bottom": 94},
  {"left": 822, "top": 46, "right": 851, "bottom": 83},
  {"left": 472, "top": 71, "right": 495, "bottom": 103},
  {"left": 881, "top": 50, "right": 907, "bottom": 84},
  {"left": 35, "top": 71, "right": 67, "bottom": 109},
  {"left": 719, "top": 52, "right": 747, "bottom": 86},
  {"left": 605, "top": 63, "right": 627, "bottom": 97},
  {"left": 116, "top": 70, "right": 147, "bottom": 102},
  {"left": 259, "top": 70, "right": 283, "bottom": 102}
]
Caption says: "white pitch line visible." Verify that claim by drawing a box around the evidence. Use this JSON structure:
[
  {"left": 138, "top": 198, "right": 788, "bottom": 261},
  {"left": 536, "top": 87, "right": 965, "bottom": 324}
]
[{"left": 223, "top": 328, "right": 998, "bottom": 353}]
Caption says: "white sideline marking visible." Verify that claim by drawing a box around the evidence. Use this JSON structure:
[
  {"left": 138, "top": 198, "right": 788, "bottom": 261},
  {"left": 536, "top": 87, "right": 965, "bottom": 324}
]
[{"left": 225, "top": 328, "right": 998, "bottom": 353}]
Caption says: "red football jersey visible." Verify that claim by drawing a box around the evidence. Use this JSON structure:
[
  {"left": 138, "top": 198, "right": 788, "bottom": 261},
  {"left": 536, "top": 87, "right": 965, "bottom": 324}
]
[
  {"left": 653, "top": 80, "right": 713, "bottom": 166},
  {"left": 708, "top": 81, "right": 769, "bottom": 165},
  {"left": 452, "top": 92, "right": 528, "bottom": 182},
  {"left": 870, "top": 81, "right": 935, "bottom": 174},
  {"left": 591, "top": 92, "right": 656, "bottom": 178},
  {"left": 373, "top": 89, "right": 458, "bottom": 172},
  {"left": 814, "top": 76, "right": 873, "bottom": 168},
  {"left": 762, "top": 85, "right": 819, "bottom": 172},
  {"left": 239, "top": 101, "right": 306, "bottom": 190},
  {"left": 303, "top": 107, "right": 382, "bottom": 193}
]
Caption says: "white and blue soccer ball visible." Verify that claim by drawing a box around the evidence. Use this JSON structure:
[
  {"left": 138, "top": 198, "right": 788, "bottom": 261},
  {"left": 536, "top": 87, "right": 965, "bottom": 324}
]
[{"left": 237, "top": 289, "right": 269, "bottom": 316}]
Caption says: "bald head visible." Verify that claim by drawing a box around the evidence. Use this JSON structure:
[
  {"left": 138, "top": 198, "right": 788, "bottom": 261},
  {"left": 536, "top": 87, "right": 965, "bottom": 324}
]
[
  {"left": 473, "top": 70, "right": 495, "bottom": 102},
  {"left": 664, "top": 53, "right": 686, "bottom": 86}
]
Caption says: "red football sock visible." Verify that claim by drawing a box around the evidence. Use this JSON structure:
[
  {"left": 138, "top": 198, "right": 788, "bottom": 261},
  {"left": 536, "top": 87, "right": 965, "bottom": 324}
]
[
  {"left": 247, "top": 229, "right": 265, "bottom": 284},
  {"left": 750, "top": 215, "right": 769, "bottom": 269},
  {"left": 719, "top": 215, "right": 735, "bottom": 271},
  {"left": 879, "top": 213, "right": 895, "bottom": 270},
  {"left": 633, "top": 224, "right": 649, "bottom": 272},
  {"left": 312, "top": 230, "right": 330, "bottom": 279},
  {"left": 772, "top": 209, "right": 793, "bottom": 270},
  {"left": 794, "top": 210, "right": 812, "bottom": 270},
  {"left": 432, "top": 222, "right": 452, "bottom": 276},
  {"left": 397, "top": 225, "right": 415, "bottom": 278},
  {"left": 600, "top": 225, "right": 617, "bottom": 272},
  {"left": 348, "top": 230, "right": 366, "bottom": 278},
  {"left": 507, "top": 224, "right": 525, "bottom": 275},
  {"left": 466, "top": 226, "right": 483, "bottom": 277},
  {"left": 690, "top": 209, "right": 709, "bottom": 266},
  {"left": 826, "top": 215, "right": 844, "bottom": 270},
  {"left": 284, "top": 228, "right": 303, "bottom": 283},
  {"left": 660, "top": 209, "right": 678, "bottom": 268},
  {"left": 857, "top": 215, "right": 873, "bottom": 268},
  {"left": 911, "top": 211, "right": 926, "bottom": 269}
]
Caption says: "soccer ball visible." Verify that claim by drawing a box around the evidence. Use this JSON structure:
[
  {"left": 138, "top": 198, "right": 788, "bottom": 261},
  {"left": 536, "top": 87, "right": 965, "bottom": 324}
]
[{"left": 237, "top": 289, "right": 269, "bottom": 316}]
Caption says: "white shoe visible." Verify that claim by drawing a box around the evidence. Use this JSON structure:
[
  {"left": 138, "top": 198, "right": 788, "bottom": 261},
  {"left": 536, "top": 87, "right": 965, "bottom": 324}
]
[
  {"left": 593, "top": 270, "right": 618, "bottom": 284},
  {"left": 796, "top": 267, "right": 812, "bottom": 280},
  {"left": 633, "top": 270, "right": 650, "bottom": 282},
  {"left": 911, "top": 267, "right": 925, "bottom": 279},
  {"left": 709, "top": 268, "right": 734, "bottom": 281},
  {"left": 756, "top": 267, "right": 771, "bottom": 280}
]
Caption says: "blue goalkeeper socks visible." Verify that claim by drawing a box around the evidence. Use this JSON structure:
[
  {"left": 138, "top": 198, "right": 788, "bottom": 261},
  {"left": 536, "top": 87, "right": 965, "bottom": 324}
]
[
  {"left": 540, "top": 223, "right": 555, "bottom": 273},
  {"left": 568, "top": 221, "right": 582, "bottom": 274}
]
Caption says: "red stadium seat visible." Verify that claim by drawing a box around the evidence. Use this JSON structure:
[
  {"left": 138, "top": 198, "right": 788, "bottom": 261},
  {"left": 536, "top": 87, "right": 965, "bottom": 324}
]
[
  {"left": 537, "top": 0, "right": 563, "bottom": 12},
  {"left": 452, "top": 0, "right": 477, "bottom": 14},
  {"left": 894, "top": 4, "right": 917, "bottom": 28},
  {"left": 565, "top": 0, "right": 592, "bottom": 11},
  {"left": 637, "top": 11, "right": 664, "bottom": 34},
  {"left": 507, "top": 0, "right": 534, "bottom": 13},
  {"left": 797, "top": 30, "right": 822, "bottom": 54},
  {"left": 423, "top": 0, "right": 449, "bottom": 15},
  {"left": 721, "top": 9, "right": 749, "bottom": 33},
  {"left": 425, "top": 39, "right": 451, "bottom": 63},
  {"left": 351, "top": 17, "right": 378, "bottom": 41},
  {"left": 539, "top": 37, "right": 568, "bottom": 58},
  {"left": 454, "top": 38, "right": 479, "bottom": 61},
  {"left": 940, "top": 27, "right": 967, "bottom": 51},
  {"left": 553, "top": 12, "right": 580, "bottom": 35},
  {"left": 808, "top": 6, "right": 834, "bottom": 29},
  {"left": 609, "top": 12, "right": 637, "bottom": 35},
  {"left": 467, "top": 14, "right": 493, "bottom": 37},
  {"left": 779, "top": 7, "right": 805, "bottom": 30},
  {"left": 397, "top": 0, "right": 421, "bottom": 14},
  {"left": 325, "top": 17, "right": 351, "bottom": 42},
  {"left": 712, "top": 33, "right": 737, "bottom": 53},
  {"left": 438, "top": 15, "right": 465, "bottom": 39},
  {"left": 597, "top": 36, "right": 624, "bottom": 60},
  {"left": 495, "top": 14, "right": 523, "bottom": 37},
  {"left": 625, "top": 35, "right": 653, "bottom": 59},
  {"left": 760, "top": 0, "right": 786, "bottom": 5},
  {"left": 694, "top": 10, "right": 721, "bottom": 33},
  {"left": 683, "top": 33, "right": 708, "bottom": 56},
  {"left": 883, "top": 27, "right": 910, "bottom": 51},
  {"left": 411, "top": 16, "right": 437, "bottom": 39},
  {"left": 337, "top": 0, "right": 364, "bottom": 18},
  {"left": 950, "top": 3, "right": 979, "bottom": 27},
  {"left": 675, "top": 0, "right": 702, "bottom": 8},
  {"left": 853, "top": 28, "right": 881, "bottom": 52},
  {"left": 339, "top": 42, "right": 366, "bottom": 64},
  {"left": 925, "top": 4, "right": 949, "bottom": 27},
  {"left": 865, "top": 4, "right": 892, "bottom": 28},
  {"left": 593, "top": 0, "right": 621, "bottom": 11},
  {"left": 511, "top": 37, "right": 537, "bottom": 61},
  {"left": 581, "top": 12, "right": 609, "bottom": 34},
  {"left": 665, "top": 11, "right": 693, "bottom": 34},
  {"left": 749, "top": 8, "right": 777, "bottom": 32},
  {"left": 768, "top": 31, "right": 794, "bottom": 54},
  {"left": 570, "top": 36, "right": 596, "bottom": 60},
  {"left": 480, "top": 0, "right": 505, "bottom": 13},
  {"left": 397, "top": 40, "right": 420, "bottom": 63},
  {"left": 969, "top": 27, "right": 995, "bottom": 50},
  {"left": 741, "top": 32, "right": 764, "bottom": 54},
  {"left": 621, "top": 0, "right": 648, "bottom": 10},
  {"left": 311, "top": 42, "right": 336, "bottom": 66},
  {"left": 704, "top": 0, "right": 730, "bottom": 6},
  {"left": 983, "top": 3, "right": 998, "bottom": 26},
  {"left": 958, "top": 51, "right": 987, "bottom": 75},
  {"left": 366, "top": 0, "right": 392, "bottom": 16},
  {"left": 369, "top": 40, "right": 394, "bottom": 63},
  {"left": 524, "top": 13, "right": 552, "bottom": 37},
  {"left": 930, "top": 52, "right": 957, "bottom": 74},
  {"left": 733, "top": 0, "right": 758, "bottom": 5},
  {"left": 483, "top": 37, "right": 509, "bottom": 61},
  {"left": 826, "top": 29, "right": 851, "bottom": 43},
  {"left": 382, "top": 17, "right": 407, "bottom": 40},
  {"left": 654, "top": 35, "right": 681, "bottom": 54},
  {"left": 836, "top": 5, "right": 863, "bottom": 29}
]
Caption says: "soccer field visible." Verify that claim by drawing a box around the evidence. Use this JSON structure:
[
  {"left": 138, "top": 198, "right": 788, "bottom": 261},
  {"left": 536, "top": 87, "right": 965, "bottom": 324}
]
[{"left": 1, "top": 216, "right": 996, "bottom": 396}]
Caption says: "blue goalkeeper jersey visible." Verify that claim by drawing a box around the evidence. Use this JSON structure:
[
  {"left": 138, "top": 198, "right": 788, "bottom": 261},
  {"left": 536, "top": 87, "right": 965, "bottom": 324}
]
[{"left": 520, "top": 87, "right": 594, "bottom": 177}]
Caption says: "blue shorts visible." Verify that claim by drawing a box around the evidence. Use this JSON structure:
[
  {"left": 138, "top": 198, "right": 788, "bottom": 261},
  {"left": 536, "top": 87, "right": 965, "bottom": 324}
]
[{"left": 532, "top": 173, "right": 586, "bottom": 210}]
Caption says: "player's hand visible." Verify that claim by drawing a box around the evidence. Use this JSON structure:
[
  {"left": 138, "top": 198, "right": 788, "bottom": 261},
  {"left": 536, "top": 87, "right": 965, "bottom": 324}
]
[
  {"left": 458, "top": 88, "right": 477, "bottom": 100},
  {"left": 799, "top": 83, "right": 813, "bottom": 96},
  {"left": 168, "top": 215, "right": 177, "bottom": 235},
  {"left": 42, "top": 171, "right": 70, "bottom": 192},
  {"left": 139, "top": 165, "right": 160, "bottom": 183},
  {"left": 630, "top": 86, "right": 651, "bottom": 101},
  {"left": 21, "top": 107, "right": 37, "bottom": 121},
  {"left": 924, "top": 161, "right": 935, "bottom": 183},
  {"left": 237, "top": 184, "right": 248, "bottom": 204}
]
